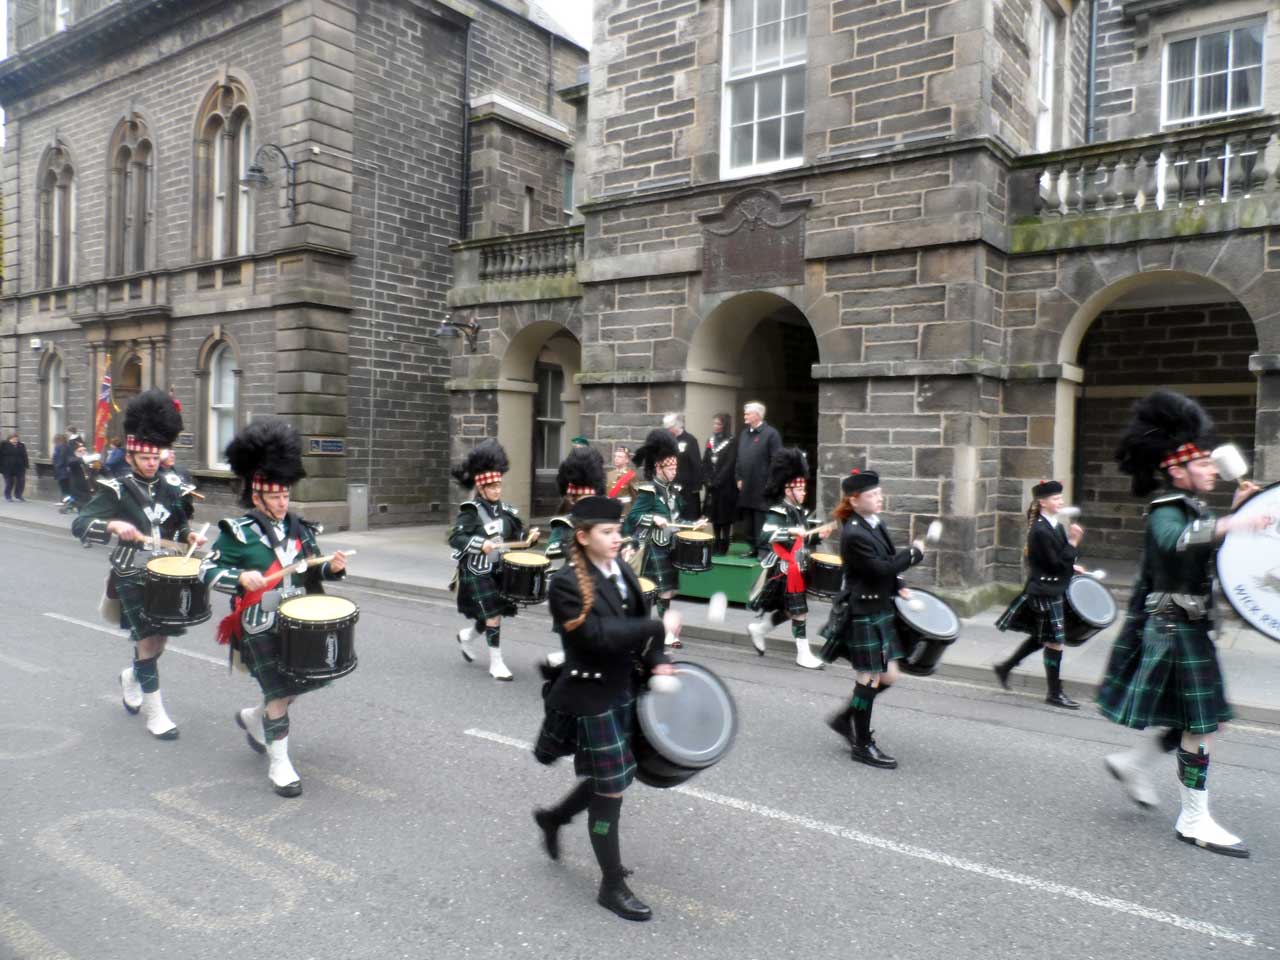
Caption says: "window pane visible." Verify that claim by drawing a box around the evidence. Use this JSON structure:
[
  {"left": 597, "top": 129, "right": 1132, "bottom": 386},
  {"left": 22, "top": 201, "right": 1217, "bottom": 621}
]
[
  {"left": 784, "top": 0, "right": 805, "bottom": 17},
  {"left": 1233, "top": 25, "right": 1263, "bottom": 66},
  {"left": 1166, "top": 78, "right": 1194, "bottom": 120},
  {"left": 729, "top": 30, "right": 752, "bottom": 75},
  {"left": 783, "top": 112, "right": 804, "bottom": 158},
  {"left": 549, "top": 369, "right": 564, "bottom": 419},
  {"left": 1198, "top": 31, "right": 1228, "bottom": 74},
  {"left": 731, "top": 0, "right": 753, "bottom": 30},
  {"left": 1231, "top": 66, "right": 1262, "bottom": 110},
  {"left": 757, "top": 117, "right": 782, "bottom": 163},
  {"left": 1167, "top": 38, "right": 1196, "bottom": 80},
  {"left": 546, "top": 422, "right": 562, "bottom": 463},
  {"left": 784, "top": 68, "right": 805, "bottom": 113},
  {"left": 783, "top": 14, "right": 805, "bottom": 62},
  {"left": 731, "top": 82, "right": 754, "bottom": 125},
  {"left": 758, "top": 74, "right": 783, "bottom": 118},
  {"left": 756, "top": 22, "right": 780, "bottom": 68},
  {"left": 759, "top": 0, "right": 781, "bottom": 23},
  {"left": 1198, "top": 71, "right": 1227, "bottom": 116},
  {"left": 731, "top": 122, "right": 753, "bottom": 167}
]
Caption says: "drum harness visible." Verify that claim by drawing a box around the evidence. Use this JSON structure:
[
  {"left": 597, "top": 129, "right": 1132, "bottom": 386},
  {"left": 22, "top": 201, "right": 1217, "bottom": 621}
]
[{"left": 108, "top": 476, "right": 171, "bottom": 577}]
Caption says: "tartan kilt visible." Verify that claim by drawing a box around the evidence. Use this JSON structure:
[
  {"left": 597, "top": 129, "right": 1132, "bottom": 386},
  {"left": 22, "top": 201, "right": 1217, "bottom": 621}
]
[
  {"left": 240, "top": 627, "right": 330, "bottom": 702},
  {"left": 995, "top": 592, "right": 1066, "bottom": 646},
  {"left": 115, "top": 574, "right": 187, "bottom": 642},
  {"left": 749, "top": 570, "right": 807, "bottom": 616},
  {"left": 456, "top": 567, "right": 517, "bottom": 620},
  {"left": 642, "top": 543, "right": 678, "bottom": 593},
  {"left": 819, "top": 609, "right": 902, "bottom": 672},
  {"left": 533, "top": 700, "right": 637, "bottom": 795},
  {"left": 1096, "top": 614, "right": 1231, "bottom": 735}
]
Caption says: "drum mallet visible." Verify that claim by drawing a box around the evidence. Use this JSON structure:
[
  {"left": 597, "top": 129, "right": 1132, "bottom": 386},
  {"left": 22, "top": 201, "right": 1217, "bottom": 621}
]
[
  {"left": 649, "top": 672, "right": 682, "bottom": 694},
  {"left": 185, "top": 523, "right": 210, "bottom": 559},
  {"left": 925, "top": 520, "right": 943, "bottom": 544},
  {"left": 1057, "top": 506, "right": 1082, "bottom": 520},
  {"left": 1212, "top": 444, "right": 1250, "bottom": 484}
]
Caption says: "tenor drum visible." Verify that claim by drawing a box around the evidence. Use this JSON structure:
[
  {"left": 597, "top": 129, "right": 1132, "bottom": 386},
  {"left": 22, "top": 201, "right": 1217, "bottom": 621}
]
[
  {"left": 143, "top": 556, "right": 211, "bottom": 627},
  {"left": 1063, "top": 576, "right": 1117, "bottom": 647},
  {"left": 896, "top": 589, "right": 960, "bottom": 676},
  {"left": 671, "top": 530, "right": 714, "bottom": 572},
  {"left": 638, "top": 576, "right": 657, "bottom": 606},
  {"left": 1217, "top": 481, "right": 1280, "bottom": 644},
  {"left": 500, "top": 551, "right": 551, "bottom": 605},
  {"left": 633, "top": 661, "right": 737, "bottom": 789},
  {"left": 277, "top": 594, "right": 359, "bottom": 681},
  {"left": 806, "top": 552, "right": 844, "bottom": 599}
]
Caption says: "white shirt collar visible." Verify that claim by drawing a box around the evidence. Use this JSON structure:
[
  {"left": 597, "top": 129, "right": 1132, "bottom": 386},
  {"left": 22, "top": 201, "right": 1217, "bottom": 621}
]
[
  {"left": 592, "top": 558, "right": 623, "bottom": 581},
  {"left": 857, "top": 512, "right": 880, "bottom": 528},
  {"left": 1041, "top": 512, "right": 1059, "bottom": 528}
]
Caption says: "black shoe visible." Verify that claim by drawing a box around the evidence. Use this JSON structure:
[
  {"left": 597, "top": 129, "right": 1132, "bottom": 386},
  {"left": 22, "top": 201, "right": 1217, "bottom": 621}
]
[
  {"left": 851, "top": 737, "right": 898, "bottom": 769},
  {"left": 533, "top": 808, "right": 561, "bottom": 861},
  {"left": 1046, "top": 690, "right": 1080, "bottom": 710},
  {"left": 826, "top": 708, "right": 854, "bottom": 747},
  {"left": 274, "top": 781, "right": 303, "bottom": 798},
  {"left": 597, "top": 878, "right": 652, "bottom": 921},
  {"left": 993, "top": 663, "right": 1012, "bottom": 690}
]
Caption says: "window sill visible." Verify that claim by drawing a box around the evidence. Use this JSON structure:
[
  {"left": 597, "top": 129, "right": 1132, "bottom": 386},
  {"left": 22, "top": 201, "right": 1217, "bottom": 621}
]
[
  {"left": 1161, "top": 108, "right": 1266, "bottom": 130},
  {"left": 718, "top": 156, "right": 806, "bottom": 182}
]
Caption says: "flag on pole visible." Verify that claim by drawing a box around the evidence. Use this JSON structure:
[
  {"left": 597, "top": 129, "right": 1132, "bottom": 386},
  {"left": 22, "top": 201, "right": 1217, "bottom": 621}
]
[{"left": 93, "top": 368, "right": 113, "bottom": 454}]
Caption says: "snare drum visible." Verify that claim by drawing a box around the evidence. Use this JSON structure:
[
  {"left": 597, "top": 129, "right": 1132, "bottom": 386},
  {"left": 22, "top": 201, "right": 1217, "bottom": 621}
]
[
  {"left": 634, "top": 661, "right": 737, "bottom": 789},
  {"left": 277, "top": 594, "right": 359, "bottom": 681},
  {"left": 671, "top": 530, "right": 714, "bottom": 572},
  {"left": 806, "top": 552, "right": 843, "bottom": 599},
  {"left": 143, "top": 556, "right": 211, "bottom": 627},
  {"left": 638, "top": 577, "right": 657, "bottom": 607},
  {"left": 896, "top": 589, "right": 960, "bottom": 676},
  {"left": 500, "top": 551, "right": 551, "bottom": 605},
  {"left": 1063, "top": 576, "right": 1117, "bottom": 647}
]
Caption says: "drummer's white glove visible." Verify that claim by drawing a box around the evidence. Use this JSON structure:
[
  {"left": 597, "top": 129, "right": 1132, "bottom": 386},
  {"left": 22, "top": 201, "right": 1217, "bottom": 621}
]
[{"left": 648, "top": 673, "right": 682, "bottom": 694}]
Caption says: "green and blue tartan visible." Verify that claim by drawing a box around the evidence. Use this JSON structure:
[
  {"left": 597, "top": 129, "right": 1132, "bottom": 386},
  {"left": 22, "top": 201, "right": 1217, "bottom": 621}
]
[
  {"left": 819, "top": 609, "right": 902, "bottom": 672},
  {"left": 749, "top": 571, "right": 808, "bottom": 617},
  {"left": 1097, "top": 614, "right": 1230, "bottom": 735},
  {"left": 240, "top": 627, "right": 331, "bottom": 702},
  {"left": 641, "top": 543, "right": 678, "bottom": 593},
  {"left": 456, "top": 567, "right": 517, "bottom": 620},
  {"left": 115, "top": 574, "right": 187, "bottom": 642},
  {"left": 995, "top": 593, "right": 1066, "bottom": 646},
  {"left": 533, "top": 700, "right": 637, "bottom": 794}
]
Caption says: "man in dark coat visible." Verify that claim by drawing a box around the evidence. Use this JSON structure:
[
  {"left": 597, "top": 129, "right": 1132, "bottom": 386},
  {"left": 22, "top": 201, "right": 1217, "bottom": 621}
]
[
  {"left": 662, "top": 414, "right": 702, "bottom": 521},
  {"left": 735, "top": 402, "right": 782, "bottom": 555},
  {"left": 1, "top": 433, "right": 30, "bottom": 501}
]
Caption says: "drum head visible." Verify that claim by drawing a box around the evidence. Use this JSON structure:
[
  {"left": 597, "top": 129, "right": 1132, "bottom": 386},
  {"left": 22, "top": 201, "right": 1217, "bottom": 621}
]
[
  {"left": 810, "top": 552, "right": 840, "bottom": 565},
  {"left": 504, "top": 551, "right": 549, "bottom": 568},
  {"left": 636, "top": 662, "right": 737, "bottom": 770},
  {"left": 1066, "top": 576, "right": 1116, "bottom": 627},
  {"left": 894, "top": 589, "right": 959, "bottom": 641},
  {"left": 1217, "top": 481, "right": 1280, "bottom": 643},
  {"left": 279, "top": 595, "right": 357, "bottom": 621},
  {"left": 676, "top": 531, "right": 713, "bottom": 542},
  {"left": 638, "top": 577, "right": 656, "bottom": 594},
  {"left": 146, "top": 556, "right": 201, "bottom": 577}
]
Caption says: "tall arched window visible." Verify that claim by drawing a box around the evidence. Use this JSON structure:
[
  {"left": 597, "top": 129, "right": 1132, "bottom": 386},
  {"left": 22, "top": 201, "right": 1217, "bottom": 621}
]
[
  {"left": 107, "top": 115, "right": 155, "bottom": 276},
  {"left": 207, "top": 342, "right": 238, "bottom": 468},
  {"left": 37, "top": 144, "right": 77, "bottom": 288},
  {"left": 44, "top": 354, "right": 66, "bottom": 451},
  {"left": 194, "top": 79, "right": 254, "bottom": 260}
]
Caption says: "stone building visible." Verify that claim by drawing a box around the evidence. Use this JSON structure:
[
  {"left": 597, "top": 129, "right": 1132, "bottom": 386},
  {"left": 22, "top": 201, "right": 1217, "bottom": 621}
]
[
  {"left": 0, "top": 0, "right": 585, "bottom": 527},
  {"left": 448, "top": 0, "right": 1280, "bottom": 607}
]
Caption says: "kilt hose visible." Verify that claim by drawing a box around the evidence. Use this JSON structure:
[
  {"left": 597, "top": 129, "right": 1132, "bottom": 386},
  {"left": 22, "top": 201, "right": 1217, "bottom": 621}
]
[
  {"left": 996, "top": 592, "right": 1067, "bottom": 646},
  {"left": 115, "top": 574, "right": 187, "bottom": 643},
  {"left": 534, "top": 700, "right": 638, "bottom": 795},
  {"left": 456, "top": 567, "right": 518, "bottom": 620},
  {"left": 820, "top": 609, "right": 903, "bottom": 672},
  {"left": 240, "top": 627, "right": 330, "bottom": 702},
  {"left": 1097, "top": 613, "right": 1231, "bottom": 735}
]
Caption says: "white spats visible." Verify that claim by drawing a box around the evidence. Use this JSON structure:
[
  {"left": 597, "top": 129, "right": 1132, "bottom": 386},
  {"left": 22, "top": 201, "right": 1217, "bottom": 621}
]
[
  {"left": 140, "top": 691, "right": 178, "bottom": 740},
  {"left": 747, "top": 618, "right": 768, "bottom": 656},
  {"left": 488, "top": 647, "right": 513, "bottom": 681},
  {"left": 457, "top": 627, "right": 476, "bottom": 663},
  {"left": 794, "top": 637, "right": 824, "bottom": 670},
  {"left": 119, "top": 666, "right": 143, "bottom": 714},
  {"left": 267, "top": 737, "right": 302, "bottom": 798},
  {"left": 1104, "top": 749, "right": 1159, "bottom": 809},
  {"left": 237, "top": 705, "right": 267, "bottom": 754},
  {"left": 1175, "top": 784, "right": 1249, "bottom": 858}
]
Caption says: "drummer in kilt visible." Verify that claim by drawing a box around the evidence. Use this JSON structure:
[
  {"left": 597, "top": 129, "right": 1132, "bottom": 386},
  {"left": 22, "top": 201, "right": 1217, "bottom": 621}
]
[
  {"left": 448, "top": 440, "right": 538, "bottom": 681},
  {"left": 199, "top": 419, "right": 348, "bottom": 797},
  {"left": 72, "top": 389, "right": 205, "bottom": 740},
  {"left": 532, "top": 495, "right": 681, "bottom": 921},
  {"left": 820, "top": 469, "right": 925, "bottom": 769},
  {"left": 545, "top": 446, "right": 607, "bottom": 564},
  {"left": 993, "top": 479, "right": 1086, "bottom": 709},
  {"left": 1097, "top": 391, "right": 1268, "bottom": 858},
  {"left": 746, "top": 447, "right": 833, "bottom": 669}
]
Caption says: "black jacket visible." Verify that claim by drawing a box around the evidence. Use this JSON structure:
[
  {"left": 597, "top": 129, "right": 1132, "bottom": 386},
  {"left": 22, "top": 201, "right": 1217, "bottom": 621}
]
[
  {"left": 673, "top": 430, "right": 702, "bottom": 493},
  {"left": 735, "top": 422, "right": 782, "bottom": 511},
  {"left": 1023, "top": 516, "right": 1079, "bottom": 598},
  {"left": 701, "top": 432, "right": 738, "bottom": 524},
  {"left": 0, "top": 441, "right": 29, "bottom": 475},
  {"left": 838, "top": 514, "right": 923, "bottom": 615},
  {"left": 545, "top": 560, "right": 668, "bottom": 716}
]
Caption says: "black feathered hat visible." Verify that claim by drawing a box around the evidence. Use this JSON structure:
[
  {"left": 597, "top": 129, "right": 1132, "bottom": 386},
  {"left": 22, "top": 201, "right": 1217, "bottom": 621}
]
[
  {"left": 557, "top": 446, "right": 606, "bottom": 498},
  {"left": 570, "top": 495, "right": 623, "bottom": 524},
  {"left": 764, "top": 447, "right": 809, "bottom": 501},
  {"left": 451, "top": 439, "right": 510, "bottom": 490},
  {"left": 841, "top": 469, "right": 879, "bottom": 496},
  {"left": 1032, "top": 479, "right": 1063, "bottom": 498},
  {"left": 224, "top": 417, "right": 307, "bottom": 508},
  {"left": 631, "top": 429, "right": 680, "bottom": 480},
  {"left": 1115, "top": 390, "right": 1216, "bottom": 497},
  {"left": 123, "top": 388, "right": 183, "bottom": 454}
]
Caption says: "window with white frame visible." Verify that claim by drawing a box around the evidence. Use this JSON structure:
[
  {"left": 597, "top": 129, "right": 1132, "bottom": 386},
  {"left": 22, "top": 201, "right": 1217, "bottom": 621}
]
[
  {"left": 722, "top": 0, "right": 807, "bottom": 177},
  {"left": 208, "top": 343, "right": 237, "bottom": 468},
  {"left": 45, "top": 355, "right": 65, "bottom": 451},
  {"left": 194, "top": 79, "right": 254, "bottom": 260},
  {"left": 562, "top": 160, "right": 575, "bottom": 221},
  {"left": 534, "top": 364, "right": 565, "bottom": 471},
  {"left": 1164, "top": 21, "right": 1264, "bottom": 125},
  {"left": 37, "top": 144, "right": 77, "bottom": 289},
  {"left": 1034, "top": 3, "right": 1059, "bottom": 152}
]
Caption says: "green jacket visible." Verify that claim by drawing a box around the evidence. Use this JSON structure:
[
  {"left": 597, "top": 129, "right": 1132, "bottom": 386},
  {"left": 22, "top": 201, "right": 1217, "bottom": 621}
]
[
  {"left": 72, "top": 472, "right": 192, "bottom": 577},
  {"left": 1141, "top": 492, "right": 1216, "bottom": 597},
  {"left": 623, "top": 481, "right": 679, "bottom": 546},
  {"left": 545, "top": 516, "right": 573, "bottom": 560}
]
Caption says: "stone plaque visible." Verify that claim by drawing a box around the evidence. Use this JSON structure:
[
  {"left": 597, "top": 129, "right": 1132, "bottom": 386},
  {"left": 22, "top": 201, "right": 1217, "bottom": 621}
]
[
  {"left": 309, "top": 437, "right": 346, "bottom": 456},
  {"left": 174, "top": 432, "right": 195, "bottom": 449},
  {"left": 699, "top": 188, "right": 810, "bottom": 294}
]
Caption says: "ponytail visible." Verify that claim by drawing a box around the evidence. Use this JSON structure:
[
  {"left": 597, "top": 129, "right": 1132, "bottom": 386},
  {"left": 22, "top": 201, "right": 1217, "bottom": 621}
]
[
  {"left": 832, "top": 495, "right": 855, "bottom": 524},
  {"left": 563, "top": 535, "right": 597, "bottom": 631},
  {"left": 1024, "top": 500, "right": 1041, "bottom": 556}
]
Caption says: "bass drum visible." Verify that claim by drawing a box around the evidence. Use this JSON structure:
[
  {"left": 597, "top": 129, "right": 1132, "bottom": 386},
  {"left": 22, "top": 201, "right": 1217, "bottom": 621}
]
[
  {"left": 1217, "top": 480, "right": 1280, "bottom": 644},
  {"left": 633, "top": 661, "right": 737, "bottom": 788},
  {"left": 896, "top": 589, "right": 960, "bottom": 676},
  {"left": 1063, "top": 575, "right": 1117, "bottom": 646}
]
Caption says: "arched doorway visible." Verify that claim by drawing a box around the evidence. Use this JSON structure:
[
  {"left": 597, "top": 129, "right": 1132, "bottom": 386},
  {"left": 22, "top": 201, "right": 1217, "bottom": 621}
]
[
  {"left": 497, "top": 320, "right": 582, "bottom": 517},
  {"left": 111, "top": 354, "right": 143, "bottom": 441},
  {"left": 1061, "top": 272, "right": 1258, "bottom": 568}
]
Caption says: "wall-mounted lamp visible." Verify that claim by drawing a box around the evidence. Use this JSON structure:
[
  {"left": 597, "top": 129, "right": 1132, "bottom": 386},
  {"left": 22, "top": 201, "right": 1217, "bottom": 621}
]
[
  {"left": 240, "top": 143, "right": 299, "bottom": 223},
  {"left": 434, "top": 318, "right": 480, "bottom": 352}
]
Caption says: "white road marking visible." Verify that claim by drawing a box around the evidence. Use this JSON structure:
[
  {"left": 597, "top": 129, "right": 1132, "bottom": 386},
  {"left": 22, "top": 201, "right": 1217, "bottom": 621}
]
[
  {"left": 0, "top": 650, "right": 49, "bottom": 674},
  {"left": 463, "top": 728, "right": 1259, "bottom": 947},
  {"left": 0, "top": 906, "right": 75, "bottom": 960},
  {"left": 301, "top": 764, "right": 399, "bottom": 801},
  {"left": 0, "top": 724, "right": 83, "bottom": 761},
  {"left": 42, "top": 613, "right": 225, "bottom": 666}
]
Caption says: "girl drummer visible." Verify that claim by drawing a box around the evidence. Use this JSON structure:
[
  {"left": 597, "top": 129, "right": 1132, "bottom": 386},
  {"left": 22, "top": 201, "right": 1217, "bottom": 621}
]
[
  {"left": 820, "top": 469, "right": 925, "bottom": 769},
  {"left": 532, "top": 495, "right": 680, "bottom": 921},
  {"left": 993, "top": 479, "right": 1085, "bottom": 709}
]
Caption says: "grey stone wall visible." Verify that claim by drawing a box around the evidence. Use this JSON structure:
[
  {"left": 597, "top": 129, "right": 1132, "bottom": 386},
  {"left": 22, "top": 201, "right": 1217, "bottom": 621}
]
[{"left": 468, "top": 117, "right": 571, "bottom": 238}]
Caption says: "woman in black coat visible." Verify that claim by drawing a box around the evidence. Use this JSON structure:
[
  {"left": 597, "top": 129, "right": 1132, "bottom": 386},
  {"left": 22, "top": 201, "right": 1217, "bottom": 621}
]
[
  {"left": 1, "top": 434, "right": 30, "bottom": 501},
  {"left": 532, "top": 495, "right": 681, "bottom": 922},
  {"left": 701, "top": 412, "right": 738, "bottom": 555}
]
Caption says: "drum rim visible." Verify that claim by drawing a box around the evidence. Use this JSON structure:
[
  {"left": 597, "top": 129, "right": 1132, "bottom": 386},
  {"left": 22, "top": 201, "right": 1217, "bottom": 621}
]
[
  {"left": 675, "top": 531, "right": 714, "bottom": 540},
  {"left": 1065, "top": 575, "right": 1117, "bottom": 627},
  {"left": 809, "top": 552, "right": 841, "bottom": 564},
  {"left": 503, "top": 551, "right": 551, "bottom": 567},
  {"left": 636, "top": 661, "right": 737, "bottom": 769},
  {"left": 1217, "top": 480, "right": 1280, "bottom": 643},
  {"left": 893, "top": 587, "right": 959, "bottom": 640},
  {"left": 144, "top": 556, "right": 203, "bottom": 576},
  {"left": 278, "top": 595, "right": 359, "bottom": 622}
]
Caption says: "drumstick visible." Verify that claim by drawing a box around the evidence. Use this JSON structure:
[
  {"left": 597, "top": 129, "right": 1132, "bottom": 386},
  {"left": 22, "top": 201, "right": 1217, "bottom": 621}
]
[
  {"left": 261, "top": 550, "right": 357, "bottom": 589},
  {"left": 925, "top": 520, "right": 943, "bottom": 544},
  {"left": 185, "top": 523, "right": 210, "bottom": 559}
]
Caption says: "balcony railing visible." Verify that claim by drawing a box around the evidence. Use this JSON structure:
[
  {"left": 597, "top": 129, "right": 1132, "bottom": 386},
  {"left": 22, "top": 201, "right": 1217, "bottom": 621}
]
[
  {"left": 14, "top": 0, "right": 119, "bottom": 52},
  {"left": 1015, "top": 115, "right": 1280, "bottom": 219},
  {"left": 475, "top": 225, "right": 583, "bottom": 282}
]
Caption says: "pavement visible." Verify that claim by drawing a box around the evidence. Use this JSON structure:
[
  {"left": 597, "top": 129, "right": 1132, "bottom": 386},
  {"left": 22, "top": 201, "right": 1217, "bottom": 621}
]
[{"left": 4, "top": 493, "right": 1279, "bottom": 725}]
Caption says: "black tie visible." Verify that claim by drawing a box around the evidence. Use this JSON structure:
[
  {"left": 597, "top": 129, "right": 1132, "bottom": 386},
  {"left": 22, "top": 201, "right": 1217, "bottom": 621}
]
[{"left": 611, "top": 573, "right": 628, "bottom": 603}]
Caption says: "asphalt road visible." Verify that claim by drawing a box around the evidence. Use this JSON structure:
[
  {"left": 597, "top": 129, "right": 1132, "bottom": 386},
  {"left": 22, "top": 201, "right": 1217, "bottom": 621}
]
[{"left": 3, "top": 518, "right": 1279, "bottom": 960}]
